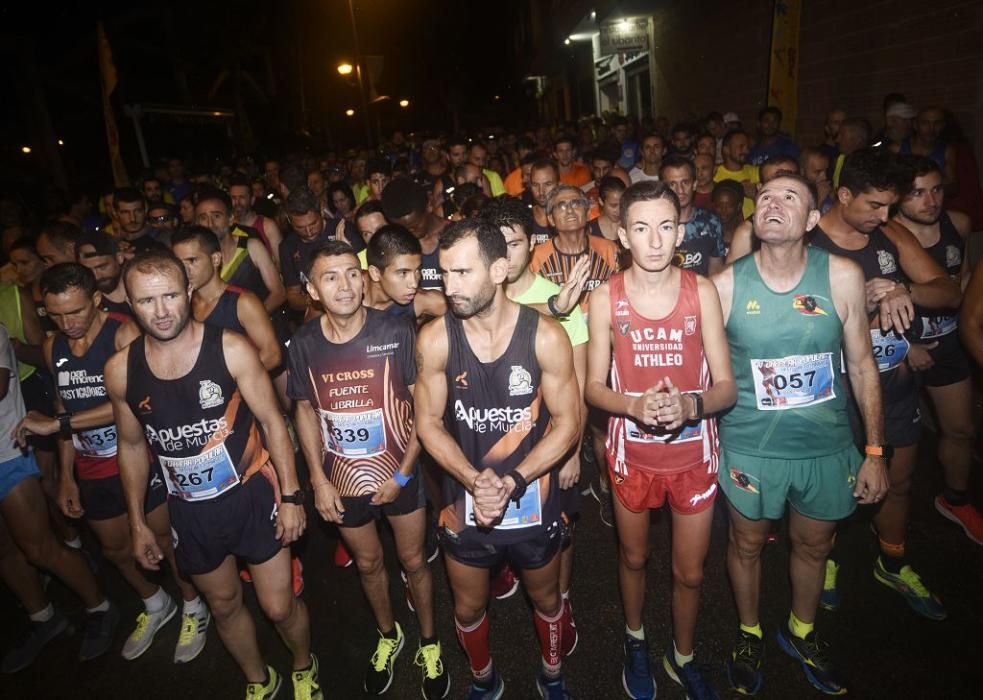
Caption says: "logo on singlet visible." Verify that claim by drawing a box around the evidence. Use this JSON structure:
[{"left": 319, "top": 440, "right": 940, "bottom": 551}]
[
  {"left": 745, "top": 300, "right": 761, "bottom": 315},
  {"left": 792, "top": 294, "right": 828, "bottom": 316},
  {"left": 508, "top": 365, "right": 533, "bottom": 397},
  {"left": 729, "top": 468, "right": 760, "bottom": 494},
  {"left": 674, "top": 250, "right": 702, "bottom": 269},
  {"left": 877, "top": 250, "right": 897, "bottom": 275},
  {"left": 455, "top": 371, "right": 469, "bottom": 389},
  {"left": 138, "top": 395, "right": 152, "bottom": 413},
  {"left": 617, "top": 320, "right": 631, "bottom": 336},
  {"left": 56, "top": 357, "right": 69, "bottom": 368},
  {"left": 684, "top": 316, "right": 697, "bottom": 335},
  {"left": 198, "top": 380, "right": 224, "bottom": 410},
  {"left": 946, "top": 245, "right": 961, "bottom": 269}
]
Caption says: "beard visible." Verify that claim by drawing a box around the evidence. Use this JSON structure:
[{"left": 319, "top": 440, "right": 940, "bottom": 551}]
[
  {"left": 447, "top": 281, "right": 496, "bottom": 319},
  {"left": 96, "top": 273, "right": 121, "bottom": 294}
]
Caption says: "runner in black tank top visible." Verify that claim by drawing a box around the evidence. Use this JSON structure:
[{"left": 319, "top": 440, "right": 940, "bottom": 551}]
[
  {"left": 814, "top": 149, "right": 958, "bottom": 623},
  {"left": 892, "top": 158, "right": 983, "bottom": 546},
  {"left": 106, "top": 251, "right": 316, "bottom": 697},
  {"left": 414, "top": 220, "right": 581, "bottom": 698},
  {"left": 363, "top": 225, "right": 446, "bottom": 324},
  {"left": 23, "top": 264, "right": 204, "bottom": 662}
]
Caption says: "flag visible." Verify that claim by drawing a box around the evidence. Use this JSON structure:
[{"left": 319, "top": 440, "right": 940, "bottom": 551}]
[
  {"left": 767, "top": 0, "right": 801, "bottom": 135},
  {"left": 96, "top": 22, "right": 129, "bottom": 186}
]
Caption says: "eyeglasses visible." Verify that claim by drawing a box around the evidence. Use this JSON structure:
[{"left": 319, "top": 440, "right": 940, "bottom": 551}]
[
  {"left": 149, "top": 215, "right": 175, "bottom": 225},
  {"left": 552, "top": 199, "right": 588, "bottom": 214}
]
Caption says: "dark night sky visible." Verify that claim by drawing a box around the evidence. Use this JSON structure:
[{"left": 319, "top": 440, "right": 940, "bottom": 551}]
[{"left": 1, "top": 0, "right": 523, "bottom": 191}]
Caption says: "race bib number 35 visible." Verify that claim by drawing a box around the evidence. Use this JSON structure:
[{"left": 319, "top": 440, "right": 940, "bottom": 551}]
[
  {"left": 159, "top": 443, "right": 240, "bottom": 501},
  {"left": 751, "top": 353, "right": 836, "bottom": 411},
  {"left": 320, "top": 408, "right": 387, "bottom": 458},
  {"left": 73, "top": 425, "right": 117, "bottom": 458}
]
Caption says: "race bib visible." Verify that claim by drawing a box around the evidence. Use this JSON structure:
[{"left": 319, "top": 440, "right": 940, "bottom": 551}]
[
  {"left": 465, "top": 478, "right": 542, "bottom": 530},
  {"left": 919, "top": 314, "right": 958, "bottom": 340},
  {"left": 624, "top": 392, "right": 704, "bottom": 444},
  {"left": 750, "top": 353, "right": 836, "bottom": 411},
  {"left": 870, "top": 329, "right": 909, "bottom": 372},
  {"left": 319, "top": 408, "right": 387, "bottom": 458},
  {"left": 73, "top": 425, "right": 117, "bottom": 458},
  {"left": 159, "top": 443, "right": 240, "bottom": 501}
]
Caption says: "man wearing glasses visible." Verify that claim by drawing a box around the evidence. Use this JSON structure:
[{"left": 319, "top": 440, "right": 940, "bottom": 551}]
[
  {"left": 530, "top": 185, "right": 620, "bottom": 315},
  {"left": 146, "top": 203, "right": 179, "bottom": 232}
]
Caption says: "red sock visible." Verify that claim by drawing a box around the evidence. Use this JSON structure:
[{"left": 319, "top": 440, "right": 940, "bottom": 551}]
[
  {"left": 534, "top": 606, "right": 563, "bottom": 674},
  {"left": 455, "top": 613, "right": 492, "bottom": 678}
]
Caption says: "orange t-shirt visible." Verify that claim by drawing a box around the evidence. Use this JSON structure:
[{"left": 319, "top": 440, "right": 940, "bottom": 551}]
[
  {"left": 560, "top": 162, "right": 592, "bottom": 188},
  {"left": 504, "top": 167, "right": 524, "bottom": 196},
  {"left": 529, "top": 234, "right": 620, "bottom": 314}
]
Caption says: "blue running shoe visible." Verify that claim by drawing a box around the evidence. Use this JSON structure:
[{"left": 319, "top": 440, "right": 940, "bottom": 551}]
[
  {"left": 726, "top": 629, "right": 763, "bottom": 696},
  {"left": 873, "top": 557, "right": 947, "bottom": 621},
  {"left": 467, "top": 670, "right": 504, "bottom": 700},
  {"left": 663, "top": 648, "right": 719, "bottom": 700},
  {"left": 536, "top": 672, "right": 572, "bottom": 699},
  {"left": 776, "top": 627, "right": 846, "bottom": 696},
  {"left": 622, "top": 634, "right": 655, "bottom": 699}
]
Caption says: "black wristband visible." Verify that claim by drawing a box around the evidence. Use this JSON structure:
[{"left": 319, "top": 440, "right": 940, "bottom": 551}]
[
  {"left": 57, "top": 413, "right": 72, "bottom": 438},
  {"left": 546, "top": 294, "right": 568, "bottom": 318},
  {"left": 506, "top": 469, "right": 528, "bottom": 503}
]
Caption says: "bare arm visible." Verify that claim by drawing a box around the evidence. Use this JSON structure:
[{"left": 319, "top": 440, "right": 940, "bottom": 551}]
[
  {"left": 585, "top": 283, "right": 634, "bottom": 416},
  {"left": 286, "top": 285, "right": 309, "bottom": 312},
  {"left": 693, "top": 276, "right": 737, "bottom": 415},
  {"left": 415, "top": 289, "right": 447, "bottom": 318},
  {"left": 248, "top": 239, "right": 287, "bottom": 312},
  {"left": 263, "top": 217, "right": 284, "bottom": 266},
  {"left": 711, "top": 264, "right": 735, "bottom": 322},
  {"left": 725, "top": 220, "right": 753, "bottom": 265},
  {"left": 832, "top": 256, "right": 888, "bottom": 503},
  {"left": 236, "top": 290, "right": 283, "bottom": 370},
  {"left": 960, "top": 257, "right": 983, "bottom": 365},
  {"left": 884, "top": 221, "right": 961, "bottom": 308}
]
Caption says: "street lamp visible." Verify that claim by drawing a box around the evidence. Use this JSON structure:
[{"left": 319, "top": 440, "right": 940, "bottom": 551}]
[
  {"left": 20, "top": 146, "right": 31, "bottom": 154},
  {"left": 346, "top": 109, "right": 356, "bottom": 117},
  {"left": 399, "top": 99, "right": 409, "bottom": 108},
  {"left": 337, "top": 63, "right": 354, "bottom": 76}
]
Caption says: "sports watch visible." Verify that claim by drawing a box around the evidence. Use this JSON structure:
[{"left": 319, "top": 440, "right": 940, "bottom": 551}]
[
  {"left": 864, "top": 445, "right": 894, "bottom": 460},
  {"left": 281, "top": 490, "right": 307, "bottom": 505}
]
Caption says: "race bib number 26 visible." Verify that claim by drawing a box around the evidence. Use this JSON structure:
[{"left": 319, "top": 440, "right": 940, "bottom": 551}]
[{"left": 750, "top": 353, "right": 836, "bottom": 411}]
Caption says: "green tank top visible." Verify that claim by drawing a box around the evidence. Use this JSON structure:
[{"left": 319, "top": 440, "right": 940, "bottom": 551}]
[
  {"left": 721, "top": 248, "right": 852, "bottom": 458},
  {"left": 0, "top": 283, "right": 37, "bottom": 382}
]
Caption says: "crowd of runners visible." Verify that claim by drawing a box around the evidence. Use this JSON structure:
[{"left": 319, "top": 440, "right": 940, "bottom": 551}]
[{"left": 1, "top": 98, "right": 982, "bottom": 700}]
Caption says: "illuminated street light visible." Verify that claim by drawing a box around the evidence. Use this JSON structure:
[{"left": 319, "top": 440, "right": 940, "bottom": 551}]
[
  {"left": 564, "top": 38, "right": 571, "bottom": 45},
  {"left": 399, "top": 99, "right": 410, "bottom": 108},
  {"left": 337, "top": 63, "right": 354, "bottom": 76},
  {"left": 57, "top": 139, "right": 65, "bottom": 146},
  {"left": 345, "top": 108, "right": 356, "bottom": 117},
  {"left": 20, "top": 146, "right": 31, "bottom": 154}
]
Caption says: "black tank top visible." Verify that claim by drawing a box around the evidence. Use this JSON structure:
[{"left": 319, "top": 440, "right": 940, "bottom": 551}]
[
  {"left": 99, "top": 296, "right": 131, "bottom": 317},
  {"left": 439, "top": 305, "right": 558, "bottom": 545},
  {"left": 918, "top": 212, "right": 963, "bottom": 339},
  {"left": 203, "top": 286, "right": 246, "bottom": 336},
  {"left": 382, "top": 299, "right": 416, "bottom": 320},
  {"left": 124, "top": 323, "right": 270, "bottom": 500},
  {"left": 419, "top": 249, "right": 441, "bottom": 290},
  {"left": 224, "top": 251, "right": 270, "bottom": 303},
  {"left": 531, "top": 219, "right": 552, "bottom": 247},
  {"left": 810, "top": 224, "right": 916, "bottom": 399}
]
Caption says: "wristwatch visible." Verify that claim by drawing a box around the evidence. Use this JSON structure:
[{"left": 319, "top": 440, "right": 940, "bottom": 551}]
[
  {"left": 684, "top": 393, "right": 704, "bottom": 420},
  {"left": 281, "top": 490, "right": 307, "bottom": 505},
  {"left": 546, "top": 294, "right": 569, "bottom": 318},
  {"left": 864, "top": 444, "right": 894, "bottom": 460},
  {"left": 505, "top": 470, "right": 528, "bottom": 503},
  {"left": 57, "top": 412, "right": 73, "bottom": 438}
]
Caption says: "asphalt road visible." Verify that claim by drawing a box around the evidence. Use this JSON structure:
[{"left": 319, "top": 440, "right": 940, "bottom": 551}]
[{"left": 2, "top": 431, "right": 982, "bottom": 699}]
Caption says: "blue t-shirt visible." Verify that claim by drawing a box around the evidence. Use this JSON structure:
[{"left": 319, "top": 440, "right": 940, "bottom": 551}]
[
  {"left": 748, "top": 135, "right": 800, "bottom": 166},
  {"left": 617, "top": 140, "right": 640, "bottom": 169}
]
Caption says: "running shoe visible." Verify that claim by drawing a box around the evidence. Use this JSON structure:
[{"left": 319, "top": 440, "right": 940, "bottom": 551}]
[
  {"left": 622, "top": 634, "right": 656, "bottom": 699},
  {"left": 292, "top": 556, "right": 305, "bottom": 597},
  {"left": 246, "top": 666, "right": 282, "bottom": 699},
  {"left": 726, "top": 629, "right": 763, "bottom": 696},
  {"left": 173, "top": 608, "right": 210, "bottom": 663},
  {"left": 78, "top": 602, "right": 120, "bottom": 661},
  {"left": 1, "top": 610, "right": 69, "bottom": 673},
  {"left": 591, "top": 481, "right": 615, "bottom": 528},
  {"left": 935, "top": 495, "right": 983, "bottom": 545},
  {"left": 560, "top": 597, "right": 578, "bottom": 657},
  {"left": 292, "top": 653, "right": 323, "bottom": 700},
  {"left": 364, "top": 621, "right": 404, "bottom": 695},
  {"left": 776, "top": 626, "right": 847, "bottom": 696},
  {"left": 466, "top": 670, "right": 504, "bottom": 700},
  {"left": 490, "top": 565, "right": 520, "bottom": 600},
  {"left": 122, "top": 594, "right": 177, "bottom": 660},
  {"left": 536, "top": 672, "right": 572, "bottom": 699},
  {"left": 873, "top": 557, "right": 947, "bottom": 620},
  {"left": 334, "top": 542, "right": 354, "bottom": 568},
  {"left": 415, "top": 640, "right": 450, "bottom": 699},
  {"left": 819, "top": 559, "right": 840, "bottom": 612},
  {"left": 663, "top": 648, "right": 719, "bottom": 699},
  {"left": 400, "top": 570, "right": 416, "bottom": 612}
]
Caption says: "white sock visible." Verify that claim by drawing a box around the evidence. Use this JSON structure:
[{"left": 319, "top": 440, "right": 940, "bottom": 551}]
[
  {"left": 182, "top": 596, "right": 205, "bottom": 616},
  {"left": 86, "top": 599, "right": 110, "bottom": 614},
  {"left": 29, "top": 604, "right": 54, "bottom": 623},
  {"left": 626, "top": 625, "right": 644, "bottom": 641},
  {"left": 673, "top": 640, "right": 694, "bottom": 667},
  {"left": 143, "top": 587, "right": 171, "bottom": 614},
  {"left": 64, "top": 537, "right": 83, "bottom": 550}
]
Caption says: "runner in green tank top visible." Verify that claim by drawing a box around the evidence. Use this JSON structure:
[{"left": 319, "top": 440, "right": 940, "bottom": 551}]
[{"left": 712, "top": 174, "right": 888, "bottom": 697}]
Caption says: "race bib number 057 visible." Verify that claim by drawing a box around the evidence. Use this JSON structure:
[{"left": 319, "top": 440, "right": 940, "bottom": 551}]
[{"left": 750, "top": 353, "right": 836, "bottom": 411}]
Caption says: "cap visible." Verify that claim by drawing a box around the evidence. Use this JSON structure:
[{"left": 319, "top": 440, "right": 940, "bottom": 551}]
[
  {"left": 886, "top": 102, "right": 917, "bottom": 119},
  {"left": 723, "top": 112, "right": 740, "bottom": 124}
]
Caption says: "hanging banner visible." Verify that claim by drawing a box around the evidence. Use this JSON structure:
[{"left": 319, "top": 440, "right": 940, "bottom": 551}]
[
  {"left": 97, "top": 22, "right": 129, "bottom": 186},
  {"left": 599, "top": 18, "right": 650, "bottom": 56},
  {"left": 767, "top": 0, "right": 801, "bottom": 135}
]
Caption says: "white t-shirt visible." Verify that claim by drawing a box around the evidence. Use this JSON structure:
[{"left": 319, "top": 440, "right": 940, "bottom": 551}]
[
  {"left": 0, "top": 325, "right": 27, "bottom": 464},
  {"left": 629, "top": 167, "right": 660, "bottom": 184}
]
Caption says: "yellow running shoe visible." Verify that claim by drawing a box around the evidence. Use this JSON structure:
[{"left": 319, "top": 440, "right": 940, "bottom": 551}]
[
  {"left": 246, "top": 666, "right": 282, "bottom": 699},
  {"left": 292, "top": 653, "right": 323, "bottom": 700}
]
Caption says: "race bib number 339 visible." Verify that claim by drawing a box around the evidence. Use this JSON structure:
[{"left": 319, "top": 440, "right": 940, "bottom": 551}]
[{"left": 750, "top": 353, "right": 836, "bottom": 411}]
